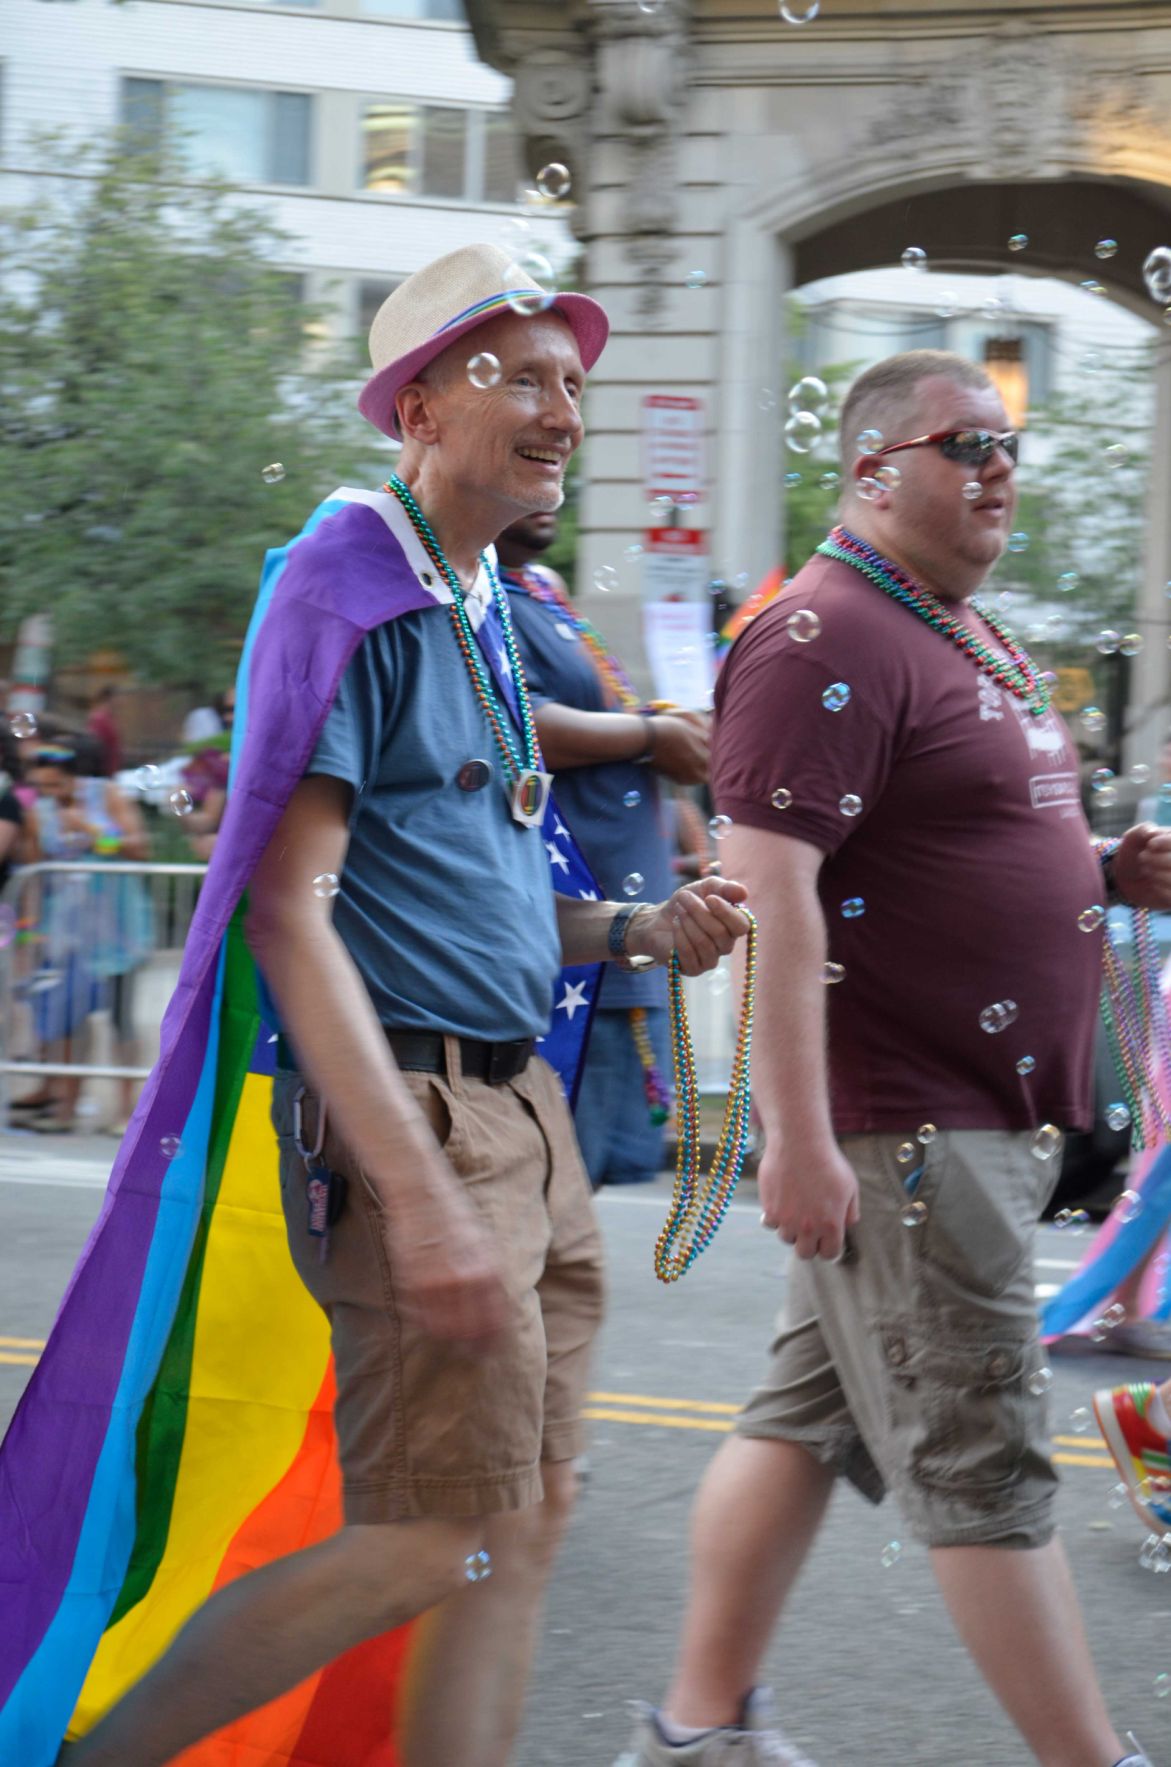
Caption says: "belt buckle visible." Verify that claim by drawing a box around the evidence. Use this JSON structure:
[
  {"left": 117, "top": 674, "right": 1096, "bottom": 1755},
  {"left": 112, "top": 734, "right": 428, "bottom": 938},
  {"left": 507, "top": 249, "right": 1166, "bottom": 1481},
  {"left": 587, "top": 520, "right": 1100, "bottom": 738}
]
[{"left": 486, "top": 1039, "right": 526, "bottom": 1085}]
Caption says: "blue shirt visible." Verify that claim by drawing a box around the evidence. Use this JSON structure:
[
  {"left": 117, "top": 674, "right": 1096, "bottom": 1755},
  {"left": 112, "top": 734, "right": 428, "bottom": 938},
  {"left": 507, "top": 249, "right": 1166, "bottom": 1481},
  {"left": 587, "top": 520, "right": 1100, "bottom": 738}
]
[
  {"left": 307, "top": 590, "right": 561, "bottom": 1040},
  {"left": 505, "top": 572, "right": 672, "bottom": 1008}
]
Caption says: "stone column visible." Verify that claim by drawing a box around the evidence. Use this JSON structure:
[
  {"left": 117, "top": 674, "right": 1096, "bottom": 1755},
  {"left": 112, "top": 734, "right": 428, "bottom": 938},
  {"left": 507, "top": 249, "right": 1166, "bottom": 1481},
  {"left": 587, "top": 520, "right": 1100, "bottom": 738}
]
[{"left": 1125, "top": 337, "right": 1171, "bottom": 774}]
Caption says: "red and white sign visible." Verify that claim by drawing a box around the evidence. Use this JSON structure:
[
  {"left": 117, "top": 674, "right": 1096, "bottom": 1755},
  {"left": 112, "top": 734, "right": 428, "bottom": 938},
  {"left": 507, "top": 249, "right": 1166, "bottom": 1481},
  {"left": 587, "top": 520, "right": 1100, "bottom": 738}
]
[
  {"left": 642, "top": 527, "right": 709, "bottom": 602},
  {"left": 642, "top": 394, "right": 706, "bottom": 504}
]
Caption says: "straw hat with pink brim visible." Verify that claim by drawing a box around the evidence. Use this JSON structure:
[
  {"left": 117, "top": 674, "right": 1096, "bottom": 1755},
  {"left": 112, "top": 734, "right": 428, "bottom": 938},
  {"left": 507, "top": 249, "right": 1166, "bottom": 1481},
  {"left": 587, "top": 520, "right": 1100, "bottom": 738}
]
[{"left": 358, "top": 243, "right": 610, "bottom": 440}]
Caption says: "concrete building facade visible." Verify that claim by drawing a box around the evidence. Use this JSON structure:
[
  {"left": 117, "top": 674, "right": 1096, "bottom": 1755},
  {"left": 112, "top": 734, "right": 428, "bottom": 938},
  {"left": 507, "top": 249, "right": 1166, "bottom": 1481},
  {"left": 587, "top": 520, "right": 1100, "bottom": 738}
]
[{"left": 466, "top": 0, "right": 1171, "bottom": 759}]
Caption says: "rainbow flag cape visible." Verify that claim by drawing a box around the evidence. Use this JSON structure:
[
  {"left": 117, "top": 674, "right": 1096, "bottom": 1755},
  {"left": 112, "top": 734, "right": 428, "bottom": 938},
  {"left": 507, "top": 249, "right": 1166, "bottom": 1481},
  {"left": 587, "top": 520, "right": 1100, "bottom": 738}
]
[{"left": 0, "top": 488, "right": 600, "bottom": 1766}]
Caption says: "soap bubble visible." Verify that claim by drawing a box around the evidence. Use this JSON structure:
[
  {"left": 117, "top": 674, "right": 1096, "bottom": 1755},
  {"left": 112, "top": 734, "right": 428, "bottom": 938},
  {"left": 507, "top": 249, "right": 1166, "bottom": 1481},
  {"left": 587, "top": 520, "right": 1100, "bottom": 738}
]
[
  {"left": 1031, "top": 1124, "right": 1063, "bottom": 1162},
  {"left": 1120, "top": 633, "right": 1144, "bottom": 657},
  {"left": 962, "top": 481, "right": 984, "bottom": 502},
  {"left": 1143, "top": 246, "right": 1171, "bottom": 302},
  {"left": 822, "top": 682, "right": 851, "bottom": 712},
  {"left": 1095, "top": 238, "right": 1118, "bottom": 260},
  {"left": 902, "top": 1200, "right": 928, "bottom": 1228},
  {"left": 261, "top": 463, "right": 286, "bottom": 484},
  {"left": 896, "top": 1142, "right": 916, "bottom": 1165},
  {"left": 780, "top": 0, "right": 820, "bottom": 20},
  {"left": 1091, "top": 767, "right": 1115, "bottom": 791},
  {"left": 1008, "top": 233, "right": 1029, "bottom": 252},
  {"left": 161, "top": 1135, "right": 182, "bottom": 1158},
  {"left": 1081, "top": 349, "right": 1104, "bottom": 373},
  {"left": 786, "top": 608, "right": 821, "bottom": 643},
  {"left": 1106, "top": 1103, "right": 1132, "bottom": 1133},
  {"left": 785, "top": 471, "right": 803, "bottom": 489},
  {"left": 819, "top": 470, "right": 841, "bottom": 491},
  {"left": 624, "top": 542, "right": 643, "bottom": 562},
  {"left": 822, "top": 962, "right": 845, "bottom": 984},
  {"left": 505, "top": 253, "right": 557, "bottom": 315},
  {"left": 880, "top": 1540, "right": 902, "bottom": 1568},
  {"left": 650, "top": 495, "right": 674, "bottom": 521},
  {"left": 685, "top": 268, "right": 707, "bottom": 291},
  {"left": 708, "top": 814, "right": 733, "bottom": 841},
  {"left": 536, "top": 162, "right": 571, "bottom": 200},
  {"left": 467, "top": 352, "right": 502, "bottom": 389},
  {"left": 9, "top": 711, "right": 37, "bottom": 738},
  {"left": 1080, "top": 706, "right": 1106, "bottom": 735},
  {"left": 464, "top": 1549, "right": 492, "bottom": 1583},
  {"left": 841, "top": 897, "right": 865, "bottom": 919},
  {"left": 901, "top": 246, "right": 927, "bottom": 272},
  {"left": 1107, "top": 1482, "right": 1129, "bottom": 1510},
  {"left": 758, "top": 388, "right": 778, "bottom": 412},
  {"left": 1156, "top": 1673, "right": 1171, "bottom": 1699},
  {"left": 134, "top": 763, "right": 161, "bottom": 793},
  {"left": 1016, "top": 1055, "right": 1036, "bottom": 1075},
  {"left": 1115, "top": 1188, "right": 1143, "bottom": 1224},
  {"left": 313, "top": 872, "right": 340, "bottom": 899},
  {"left": 856, "top": 428, "right": 884, "bottom": 454},
  {"left": 1130, "top": 763, "right": 1152, "bottom": 785},
  {"left": 1095, "top": 630, "right": 1120, "bottom": 656},
  {"left": 623, "top": 790, "right": 641, "bottom": 809},
  {"left": 917, "top": 1123, "right": 937, "bottom": 1144},
  {"left": 978, "top": 1000, "right": 1018, "bottom": 1035},
  {"left": 838, "top": 794, "right": 863, "bottom": 817},
  {"left": 168, "top": 789, "right": 193, "bottom": 817},
  {"left": 1070, "top": 1407, "right": 1093, "bottom": 1434},
  {"left": 784, "top": 411, "right": 822, "bottom": 454},
  {"left": 771, "top": 787, "right": 793, "bottom": 810},
  {"left": 1007, "top": 532, "right": 1029, "bottom": 554},
  {"left": 1057, "top": 571, "right": 1078, "bottom": 592},
  {"left": 856, "top": 477, "right": 883, "bottom": 503},
  {"left": 875, "top": 464, "right": 901, "bottom": 491},
  {"left": 1077, "top": 905, "right": 1105, "bottom": 932},
  {"left": 789, "top": 375, "right": 828, "bottom": 413},
  {"left": 1028, "top": 1366, "right": 1054, "bottom": 1396},
  {"left": 594, "top": 565, "right": 619, "bottom": 593},
  {"left": 1104, "top": 442, "right": 1130, "bottom": 471},
  {"left": 622, "top": 873, "right": 645, "bottom": 897},
  {"left": 1081, "top": 279, "right": 1106, "bottom": 297}
]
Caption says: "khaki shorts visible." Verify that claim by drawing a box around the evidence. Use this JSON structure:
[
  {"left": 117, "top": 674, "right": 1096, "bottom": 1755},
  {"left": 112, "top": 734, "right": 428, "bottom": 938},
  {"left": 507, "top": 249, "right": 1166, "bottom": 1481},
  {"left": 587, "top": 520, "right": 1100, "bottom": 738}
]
[
  {"left": 272, "top": 1042, "right": 605, "bottom": 1523},
  {"left": 737, "top": 1131, "right": 1061, "bottom": 1549}
]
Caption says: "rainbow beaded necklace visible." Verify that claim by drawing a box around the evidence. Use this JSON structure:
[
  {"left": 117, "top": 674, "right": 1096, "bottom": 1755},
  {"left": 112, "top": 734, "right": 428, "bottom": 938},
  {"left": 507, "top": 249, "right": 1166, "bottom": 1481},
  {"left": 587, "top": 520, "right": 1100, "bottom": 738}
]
[
  {"left": 508, "top": 563, "right": 641, "bottom": 711},
  {"left": 818, "top": 525, "right": 1051, "bottom": 718},
  {"left": 655, "top": 911, "right": 758, "bottom": 1283},
  {"left": 387, "top": 474, "right": 541, "bottom": 782}
]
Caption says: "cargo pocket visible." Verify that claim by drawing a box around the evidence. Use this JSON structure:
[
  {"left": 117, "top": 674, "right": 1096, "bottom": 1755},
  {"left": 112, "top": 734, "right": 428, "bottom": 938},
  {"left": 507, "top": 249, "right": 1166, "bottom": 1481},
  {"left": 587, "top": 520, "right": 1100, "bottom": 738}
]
[
  {"left": 896, "top": 1134, "right": 1038, "bottom": 1300},
  {"left": 879, "top": 1317, "right": 1042, "bottom": 1496}
]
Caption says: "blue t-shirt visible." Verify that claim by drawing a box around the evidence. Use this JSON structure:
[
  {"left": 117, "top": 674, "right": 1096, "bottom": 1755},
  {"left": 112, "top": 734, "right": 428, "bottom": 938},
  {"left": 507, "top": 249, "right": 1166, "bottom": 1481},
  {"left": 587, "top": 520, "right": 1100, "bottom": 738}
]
[
  {"left": 505, "top": 573, "right": 672, "bottom": 1008},
  {"left": 307, "top": 592, "right": 561, "bottom": 1041}
]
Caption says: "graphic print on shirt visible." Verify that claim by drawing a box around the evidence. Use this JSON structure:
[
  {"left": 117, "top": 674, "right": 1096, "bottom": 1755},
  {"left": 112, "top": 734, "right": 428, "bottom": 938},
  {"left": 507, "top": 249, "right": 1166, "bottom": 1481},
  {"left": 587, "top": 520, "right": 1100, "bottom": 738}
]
[
  {"left": 1004, "top": 693, "right": 1081, "bottom": 814},
  {"left": 977, "top": 674, "right": 1005, "bottom": 722}
]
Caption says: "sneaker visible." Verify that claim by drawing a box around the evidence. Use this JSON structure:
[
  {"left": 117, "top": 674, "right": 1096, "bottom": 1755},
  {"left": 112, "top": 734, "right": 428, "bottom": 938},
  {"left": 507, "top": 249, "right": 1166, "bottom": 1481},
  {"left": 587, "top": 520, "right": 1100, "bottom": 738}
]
[
  {"left": 1093, "top": 1383, "right": 1171, "bottom": 1533},
  {"left": 612, "top": 1689, "right": 817, "bottom": 1766},
  {"left": 1100, "top": 1322, "right": 1171, "bottom": 1361}
]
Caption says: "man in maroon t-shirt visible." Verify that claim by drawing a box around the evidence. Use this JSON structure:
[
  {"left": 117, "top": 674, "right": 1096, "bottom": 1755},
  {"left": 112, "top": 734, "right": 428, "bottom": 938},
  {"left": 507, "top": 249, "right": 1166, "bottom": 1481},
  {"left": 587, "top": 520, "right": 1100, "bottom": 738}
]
[{"left": 618, "top": 352, "right": 1171, "bottom": 1767}]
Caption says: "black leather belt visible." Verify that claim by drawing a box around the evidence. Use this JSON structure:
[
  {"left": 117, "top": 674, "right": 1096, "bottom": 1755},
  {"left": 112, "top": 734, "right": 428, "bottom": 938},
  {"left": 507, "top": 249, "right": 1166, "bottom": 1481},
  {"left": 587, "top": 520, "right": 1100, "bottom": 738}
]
[{"left": 275, "top": 1029, "right": 533, "bottom": 1086}]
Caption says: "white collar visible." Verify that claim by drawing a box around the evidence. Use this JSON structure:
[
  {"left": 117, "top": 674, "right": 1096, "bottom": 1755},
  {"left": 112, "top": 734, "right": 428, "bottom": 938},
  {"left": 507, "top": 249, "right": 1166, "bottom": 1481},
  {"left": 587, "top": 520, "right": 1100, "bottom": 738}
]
[{"left": 332, "top": 486, "right": 494, "bottom": 629}]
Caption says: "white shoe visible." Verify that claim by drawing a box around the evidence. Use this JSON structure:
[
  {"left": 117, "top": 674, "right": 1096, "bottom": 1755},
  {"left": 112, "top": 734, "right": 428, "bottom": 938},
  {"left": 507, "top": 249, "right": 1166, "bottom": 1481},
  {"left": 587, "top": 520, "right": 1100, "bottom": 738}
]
[{"left": 611, "top": 1689, "right": 818, "bottom": 1766}]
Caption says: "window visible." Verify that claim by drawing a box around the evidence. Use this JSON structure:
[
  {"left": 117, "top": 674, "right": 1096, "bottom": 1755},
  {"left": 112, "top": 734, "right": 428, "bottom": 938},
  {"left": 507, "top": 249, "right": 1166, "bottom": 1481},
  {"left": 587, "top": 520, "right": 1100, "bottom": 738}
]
[
  {"left": 359, "top": 0, "right": 463, "bottom": 18},
  {"left": 358, "top": 278, "right": 403, "bottom": 338},
  {"left": 120, "top": 78, "right": 312, "bottom": 187},
  {"left": 361, "top": 104, "right": 518, "bottom": 203}
]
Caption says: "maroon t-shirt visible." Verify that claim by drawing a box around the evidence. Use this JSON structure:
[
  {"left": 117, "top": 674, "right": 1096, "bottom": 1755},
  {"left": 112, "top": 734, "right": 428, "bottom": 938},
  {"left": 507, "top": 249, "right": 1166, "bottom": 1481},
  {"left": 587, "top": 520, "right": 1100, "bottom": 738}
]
[{"left": 713, "top": 553, "right": 1104, "bottom": 1134}]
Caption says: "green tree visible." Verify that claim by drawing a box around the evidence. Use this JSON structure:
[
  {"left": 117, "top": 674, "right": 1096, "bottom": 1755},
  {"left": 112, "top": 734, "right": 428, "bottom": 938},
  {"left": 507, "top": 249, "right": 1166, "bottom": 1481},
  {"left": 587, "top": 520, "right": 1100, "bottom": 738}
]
[{"left": 0, "top": 142, "right": 379, "bottom": 689}]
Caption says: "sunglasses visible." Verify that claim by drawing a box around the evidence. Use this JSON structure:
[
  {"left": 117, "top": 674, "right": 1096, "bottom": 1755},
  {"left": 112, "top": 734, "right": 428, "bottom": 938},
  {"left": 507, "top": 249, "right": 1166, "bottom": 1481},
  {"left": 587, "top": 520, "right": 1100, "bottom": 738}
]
[{"left": 870, "top": 428, "right": 1020, "bottom": 467}]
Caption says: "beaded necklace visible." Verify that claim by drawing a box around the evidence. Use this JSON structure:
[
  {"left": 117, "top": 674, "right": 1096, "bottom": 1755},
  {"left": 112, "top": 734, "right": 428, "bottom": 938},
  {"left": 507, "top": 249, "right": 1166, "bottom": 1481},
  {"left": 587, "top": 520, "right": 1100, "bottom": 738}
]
[
  {"left": 507, "top": 564, "right": 640, "bottom": 711},
  {"left": 655, "top": 912, "right": 758, "bottom": 1283},
  {"left": 818, "top": 526, "right": 1051, "bottom": 718},
  {"left": 387, "top": 475, "right": 542, "bottom": 784},
  {"left": 1091, "top": 836, "right": 1171, "bottom": 1149}
]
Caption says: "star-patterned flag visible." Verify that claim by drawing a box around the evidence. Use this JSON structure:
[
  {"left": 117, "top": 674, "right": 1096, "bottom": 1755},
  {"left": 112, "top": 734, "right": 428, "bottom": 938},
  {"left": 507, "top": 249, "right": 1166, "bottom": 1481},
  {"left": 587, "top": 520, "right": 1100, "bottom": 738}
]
[{"left": 474, "top": 582, "right": 601, "bottom": 1107}]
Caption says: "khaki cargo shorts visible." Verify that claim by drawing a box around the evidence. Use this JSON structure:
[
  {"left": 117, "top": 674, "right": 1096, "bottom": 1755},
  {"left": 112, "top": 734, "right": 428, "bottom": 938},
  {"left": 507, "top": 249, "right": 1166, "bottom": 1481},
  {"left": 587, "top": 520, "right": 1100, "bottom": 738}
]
[
  {"left": 737, "top": 1131, "right": 1062, "bottom": 1549},
  {"left": 272, "top": 1041, "right": 605, "bottom": 1523}
]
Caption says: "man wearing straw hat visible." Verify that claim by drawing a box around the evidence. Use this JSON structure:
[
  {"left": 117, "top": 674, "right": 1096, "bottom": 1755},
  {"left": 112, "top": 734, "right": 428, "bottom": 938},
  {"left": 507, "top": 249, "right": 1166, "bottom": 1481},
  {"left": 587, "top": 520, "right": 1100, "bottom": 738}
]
[{"left": 32, "top": 245, "right": 750, "bottom": 1767}]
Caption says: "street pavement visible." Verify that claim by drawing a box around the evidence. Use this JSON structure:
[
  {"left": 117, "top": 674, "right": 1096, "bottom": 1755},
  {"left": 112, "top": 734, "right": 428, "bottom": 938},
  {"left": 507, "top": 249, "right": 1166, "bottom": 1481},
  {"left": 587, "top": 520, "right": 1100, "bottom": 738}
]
[{"left": 2, "top": 1133, "right": 1171, "bottom": 1766}]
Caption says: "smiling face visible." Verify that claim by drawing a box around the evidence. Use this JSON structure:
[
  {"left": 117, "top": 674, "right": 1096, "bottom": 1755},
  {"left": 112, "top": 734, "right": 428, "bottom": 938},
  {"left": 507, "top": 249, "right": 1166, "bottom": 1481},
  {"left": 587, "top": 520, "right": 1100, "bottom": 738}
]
[
  {"left": 399, "top": 310, "right": 585, "bottom": 526},
  {"left": 850, "top": 374, "right": 1017, "bottom": 602}
]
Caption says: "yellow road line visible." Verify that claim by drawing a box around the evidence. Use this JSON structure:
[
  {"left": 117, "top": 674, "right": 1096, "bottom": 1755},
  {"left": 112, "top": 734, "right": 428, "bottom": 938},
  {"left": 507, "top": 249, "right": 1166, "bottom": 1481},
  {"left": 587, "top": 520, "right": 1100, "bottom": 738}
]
[
  {"left": 0, "top": 1352, "right": 40, "bottom": 1367},
  {"left": 0, "top": 1336, "right": 45, "bottom": 1350},
  {"left": 587, "top": 1391, "right": 739, "bottom": 1415},
  {"left": 1055, "top": 1452, "right": 1115, "bottom": 1468}
]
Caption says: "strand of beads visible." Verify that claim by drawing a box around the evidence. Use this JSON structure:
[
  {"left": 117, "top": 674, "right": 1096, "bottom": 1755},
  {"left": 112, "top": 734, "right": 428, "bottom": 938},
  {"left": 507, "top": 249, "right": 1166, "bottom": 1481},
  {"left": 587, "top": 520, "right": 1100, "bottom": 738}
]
[
  {"left": 818, "top": 527, "right": 1050, "bottom": 717},
  {"left": 387, "top": 476, "right": 541, "bottom": 781},
  {"left": 655, "top": 912, "right": 757, "bottom": 1283},
  {"left": 517, "top": 566, "right": 641, "bottom": 710},
  {"left": 630, "top": 1006, "right": 671, "bottom": 1125},
  {"left": 1100, "top": 906, "right": 1171, "bottom": 1148}
]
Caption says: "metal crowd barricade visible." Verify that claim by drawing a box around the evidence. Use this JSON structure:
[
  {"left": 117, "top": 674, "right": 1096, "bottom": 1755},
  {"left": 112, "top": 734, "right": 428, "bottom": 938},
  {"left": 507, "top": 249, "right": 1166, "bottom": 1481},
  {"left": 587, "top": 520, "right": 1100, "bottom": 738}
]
[{"left": 0, "top": 860, "right": 208, "bottom": 1126}]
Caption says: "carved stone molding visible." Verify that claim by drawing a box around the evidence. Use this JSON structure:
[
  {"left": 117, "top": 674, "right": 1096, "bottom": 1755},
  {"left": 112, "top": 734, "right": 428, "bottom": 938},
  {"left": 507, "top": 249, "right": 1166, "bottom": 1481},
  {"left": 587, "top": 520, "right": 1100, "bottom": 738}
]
[{"left": 508, "top": 46, "right": 592, "bottom": 214}]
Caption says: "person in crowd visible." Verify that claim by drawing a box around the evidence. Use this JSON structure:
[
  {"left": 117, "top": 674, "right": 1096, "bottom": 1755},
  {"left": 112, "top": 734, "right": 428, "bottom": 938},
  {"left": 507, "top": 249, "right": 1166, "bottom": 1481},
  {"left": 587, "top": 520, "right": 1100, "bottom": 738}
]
[
  {"left": 18, "top": 746, "right": 152, "bottom": 1134},
  {"left": 181, "top": 695, "right": 225, "bottom": 746},
  {"left": 54, "top": 244, "right": 751, "bottom": 1767},
  {"left": 498, "top": 511, "right": 710, "bottom": 1185},
  {"left": 617, "top": 350, "right": 1171, "bottom": 1767},
  {"left": 0, "top": 720, "right": 28, "bottom": 897},
  {"left": 1094, "top": 1375, "right": 1171, "bottom": 1542},
  {"left": 180, "top": 686, "right": 235, "bottom": 861},
  {"left": 86, "top": 684, "right": 124, "bottom": 779}
]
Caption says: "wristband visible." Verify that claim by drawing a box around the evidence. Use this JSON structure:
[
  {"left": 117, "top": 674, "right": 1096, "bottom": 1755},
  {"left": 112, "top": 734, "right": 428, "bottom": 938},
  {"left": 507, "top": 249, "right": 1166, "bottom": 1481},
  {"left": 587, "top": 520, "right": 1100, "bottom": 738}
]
[{"left": 608, "top": 903, "right": 657, "bottom": 972}]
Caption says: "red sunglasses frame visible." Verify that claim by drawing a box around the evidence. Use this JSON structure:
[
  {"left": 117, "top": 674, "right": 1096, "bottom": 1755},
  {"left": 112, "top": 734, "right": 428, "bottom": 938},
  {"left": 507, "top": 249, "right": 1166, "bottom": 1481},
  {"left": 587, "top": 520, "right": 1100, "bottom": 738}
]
[{"left": 867, "top": 428, "right": 1020, "bottom": 465}]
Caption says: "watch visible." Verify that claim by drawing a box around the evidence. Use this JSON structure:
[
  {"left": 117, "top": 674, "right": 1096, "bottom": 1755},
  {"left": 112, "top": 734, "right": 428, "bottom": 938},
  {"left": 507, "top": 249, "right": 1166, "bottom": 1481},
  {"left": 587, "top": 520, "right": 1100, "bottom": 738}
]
[{"left": 608, "top": 903, "right": 657, "bottom": 972}]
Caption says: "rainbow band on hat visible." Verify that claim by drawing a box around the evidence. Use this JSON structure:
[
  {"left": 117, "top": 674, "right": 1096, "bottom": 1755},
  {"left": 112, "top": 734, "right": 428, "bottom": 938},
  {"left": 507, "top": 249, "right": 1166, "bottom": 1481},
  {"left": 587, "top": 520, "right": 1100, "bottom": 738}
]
[{"left": 434, "top": 288, "right": 549, "bottom": 335}]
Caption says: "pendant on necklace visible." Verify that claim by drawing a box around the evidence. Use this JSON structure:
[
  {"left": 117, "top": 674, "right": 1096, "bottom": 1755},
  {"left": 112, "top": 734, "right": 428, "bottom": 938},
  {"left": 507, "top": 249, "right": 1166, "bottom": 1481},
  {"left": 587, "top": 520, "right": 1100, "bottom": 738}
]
[{"left": 511, "top": 769, "right": 553, "bottom": 828}]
